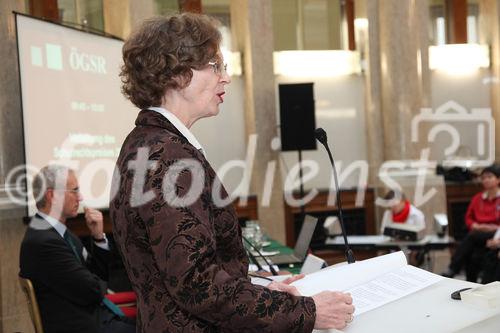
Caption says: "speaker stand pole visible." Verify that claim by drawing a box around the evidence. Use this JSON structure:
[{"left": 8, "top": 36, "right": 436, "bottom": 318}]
[{"left": 298, "top": 149, "right": 305, "bottom": 219}]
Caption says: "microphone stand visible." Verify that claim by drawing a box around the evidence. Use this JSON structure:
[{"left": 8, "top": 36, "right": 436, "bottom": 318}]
[
  {"left": 246, "top": 248, "right": 264, "bottom": 271},
  {"left": 298, "top": 149, "right": 306, "bottom": 220},
  {"left": 315, "top": 128, "right": 356, "bottom": 264},
  {"left": 243, "top": 236, "right": 278, "bottom": 276}
]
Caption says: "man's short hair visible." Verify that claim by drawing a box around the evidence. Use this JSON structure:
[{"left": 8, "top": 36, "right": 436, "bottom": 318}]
[
  {"left": 480, "top": 164, "right": 500, "bottom": 178},
  {"left": 32, "top": 165, "right": 72, "bottom": 209},
  {"left": 383, "top": 190, "right": 406, "bottom": 202}
]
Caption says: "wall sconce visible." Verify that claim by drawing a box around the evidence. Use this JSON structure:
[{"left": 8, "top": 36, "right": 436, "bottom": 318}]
[
  {"left": 429, "top": 44, "right": 490, "bottom": 75},
  {"left": 221, "top": 48, "right": 242, "bottom": 76},
  {"left": 273, "top": 50, "right": 361, "bottom": 77}
]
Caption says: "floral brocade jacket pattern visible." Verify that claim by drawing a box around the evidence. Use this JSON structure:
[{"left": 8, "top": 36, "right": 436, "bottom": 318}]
[{"left": 110, "top": 110, "right": 316, "bottom": 332}]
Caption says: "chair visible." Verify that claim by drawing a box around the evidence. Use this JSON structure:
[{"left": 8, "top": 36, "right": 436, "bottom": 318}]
[{"left": 19, "top": 276, "right": 44, "bottom": 333}]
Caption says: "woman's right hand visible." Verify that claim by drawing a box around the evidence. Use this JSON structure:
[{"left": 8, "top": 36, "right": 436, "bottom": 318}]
[{"left": 312, "top": 291, "right": 355, "bottom": 330}]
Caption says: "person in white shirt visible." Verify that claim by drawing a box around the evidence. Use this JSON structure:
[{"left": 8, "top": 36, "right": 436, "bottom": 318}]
[{"left": 380, "top": 190, "right": 426, "bottom": 234}]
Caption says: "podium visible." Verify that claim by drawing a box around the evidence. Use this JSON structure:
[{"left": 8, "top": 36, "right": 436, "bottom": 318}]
[{"left": 319, "top": 278, "right": 500, "bottom": 333}]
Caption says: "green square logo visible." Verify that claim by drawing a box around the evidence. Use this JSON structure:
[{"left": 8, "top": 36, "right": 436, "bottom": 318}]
[
  {"left": 30, "top": 46, "right": 43, "bottom": 67},
  {"left": 45, "top": 43, "right": 63, "bottom": 71}
]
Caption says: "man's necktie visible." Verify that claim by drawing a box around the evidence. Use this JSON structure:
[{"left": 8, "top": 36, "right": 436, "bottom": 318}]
[
  {"left": 63, "top": 231, "right": 124, "bottom": 317},
  {"left": 63, "top": 231, "right": 82, "bottom": 264},
  {"left": 102, "top": 297, "right": 125, "bottom": 317}
]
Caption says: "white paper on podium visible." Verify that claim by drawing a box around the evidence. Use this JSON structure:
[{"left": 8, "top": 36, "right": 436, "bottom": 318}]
[{"left": 292, "top": 251, "right": 443, "bottom": 316}]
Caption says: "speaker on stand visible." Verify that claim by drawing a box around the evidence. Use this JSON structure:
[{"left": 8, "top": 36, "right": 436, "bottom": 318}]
[{"left": 278, "top": 82, "right": 317, "bottom": 220}]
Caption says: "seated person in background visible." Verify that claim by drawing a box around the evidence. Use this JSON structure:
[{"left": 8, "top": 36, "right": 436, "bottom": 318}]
[
  {"left": 482, "top": 236, "right": 500, "bottom": 284},
  {"left": 380, "top": 190, "right": 425, "bottom": 234},
  {"left": 442, "top": 164, "right": 500, "bottom": 281},
  {"left": 19, "top": 165, "right": 134, "bottom": 333},
  {"left": 380, "top": 190, "right": 426, "bottom": 265}
]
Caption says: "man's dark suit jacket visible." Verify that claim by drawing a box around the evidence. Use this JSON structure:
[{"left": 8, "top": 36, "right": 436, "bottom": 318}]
[
  {"left": 110, "top": 110, "right": 316, "bottom": 332},
  {"left": 19, "top": 214, "right": 110, "bottom": 333}
]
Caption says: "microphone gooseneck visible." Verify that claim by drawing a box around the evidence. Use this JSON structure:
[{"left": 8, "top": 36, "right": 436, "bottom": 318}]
[
  {"left": 246, "top": 247, "right": 264, "bottom": 271},
  {"left": 243, "top": 236, "right": 278, "bottom": 276},
  {"left": 315, "top": 128, "right": 356, "bottom": 264}
]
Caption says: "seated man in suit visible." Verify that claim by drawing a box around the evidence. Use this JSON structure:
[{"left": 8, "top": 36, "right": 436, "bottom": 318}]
[{"left": 19, "top": 165, "right": 134, "bottom": 333}]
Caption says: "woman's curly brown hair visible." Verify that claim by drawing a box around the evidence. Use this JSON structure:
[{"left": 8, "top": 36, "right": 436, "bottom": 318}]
[{"left": 120, "top": 13, "right": 222, "bottom": 109}]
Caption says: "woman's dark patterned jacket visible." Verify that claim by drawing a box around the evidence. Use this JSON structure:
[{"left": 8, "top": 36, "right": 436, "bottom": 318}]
[{"left": 110, "top": 110, "right": 316, "bottom": 332}]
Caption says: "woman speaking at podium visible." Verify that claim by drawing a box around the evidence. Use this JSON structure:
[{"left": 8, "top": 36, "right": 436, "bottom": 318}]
[{"left": 110, "top": 13, "right": 354, "bottom": 332}]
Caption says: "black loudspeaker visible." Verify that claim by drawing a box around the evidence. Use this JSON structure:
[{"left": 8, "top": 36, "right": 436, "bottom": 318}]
[{"left": 278, "top": 83, "right": 317, "bottom": 152}]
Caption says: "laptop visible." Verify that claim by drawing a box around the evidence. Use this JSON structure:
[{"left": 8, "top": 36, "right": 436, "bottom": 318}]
[{"left": 267, "top": 215, "right": 318, "bottom": 265}]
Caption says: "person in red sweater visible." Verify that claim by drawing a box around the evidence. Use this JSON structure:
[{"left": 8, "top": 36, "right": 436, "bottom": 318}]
[{"left": 443, "top": 164, "right": 500, "bottom": 281}]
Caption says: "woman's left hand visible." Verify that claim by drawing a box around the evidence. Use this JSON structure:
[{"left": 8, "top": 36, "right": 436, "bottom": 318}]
[{"left": 266, "top": 274, "right": 305, "bottom": 296}]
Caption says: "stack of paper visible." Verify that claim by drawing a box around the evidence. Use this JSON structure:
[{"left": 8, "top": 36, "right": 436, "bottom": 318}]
[{"left": 291, "top": 251, "right": 443, "bottom": 316}]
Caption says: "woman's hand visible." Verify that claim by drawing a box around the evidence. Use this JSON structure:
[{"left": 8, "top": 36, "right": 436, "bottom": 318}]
[
  {"left": 312, "top": 291, "right": 355, "bottom": 330},
  {"left": 266, "top": 274, "right": 305, "bottom": 296}
]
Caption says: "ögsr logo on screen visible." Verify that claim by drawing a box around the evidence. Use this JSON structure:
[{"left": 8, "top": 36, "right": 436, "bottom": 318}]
[{"left": 30, "top": 43, "right": 106, "bottom": 74}]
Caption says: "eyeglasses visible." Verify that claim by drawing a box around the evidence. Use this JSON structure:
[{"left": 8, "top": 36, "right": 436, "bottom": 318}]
[
  {"left": 51, "top": 188, "right": 80, "bottom": 195},
  {"left": 207, "top": 61, "right": 228, "bottom": 76}
]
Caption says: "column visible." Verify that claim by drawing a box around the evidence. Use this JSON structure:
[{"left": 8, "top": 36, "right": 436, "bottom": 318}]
[
  {"left": 378, "top": 0, "right": 432, "bottom": 160},
  {"left": 358, "top": 0, "right": 446, "bottom": 234},
  {"left": 103, "top": 0, "right": 156, "bottom": 39},
  {"left": 0, "top": 1, "right": 34, "bottom": 331},
  {"left": 356, "top": 0, "right": 432, "bottom": 182},
  {"left": 355, "top": 0, "right": 385, "bottom": 184},
  {"left": 479, "top": 0, "right": 500, "bottom": 162},
  {"left": 230, "top": 0, "right": 287, "bottom": 243}
]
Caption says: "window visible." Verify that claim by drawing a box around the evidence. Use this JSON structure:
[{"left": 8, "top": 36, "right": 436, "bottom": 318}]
[{"left": 58, "top": 0, "right": 104, "bottom": 32}]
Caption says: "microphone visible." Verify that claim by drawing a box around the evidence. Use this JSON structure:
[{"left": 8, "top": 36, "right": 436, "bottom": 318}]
[
  {"left": 243, "top": 236, "right": 278, "bottom": 276},
  {"left": 246, "top": 247, "right": 264, "bottom": 272},
  {"left": 315, "top": 128, "right": 356, "bottom": 264}
]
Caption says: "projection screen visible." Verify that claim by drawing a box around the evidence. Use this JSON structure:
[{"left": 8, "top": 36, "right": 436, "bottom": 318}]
[{"left": 15, "top": 13, "right": 138, "bottom": 216}]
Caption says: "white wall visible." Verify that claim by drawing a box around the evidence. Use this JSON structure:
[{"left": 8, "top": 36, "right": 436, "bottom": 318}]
[
  {"left": 190, "top": 67, "right": 491, "bottom": 199},
  {"left": 428, "top": 68, "right": 492, "bottom": 163},
  {"left": 189, "top": 73, "right": 368, "bottom": 198},
  {"left": 276, "top": 74, "right": 367, "bottom": 192}
]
